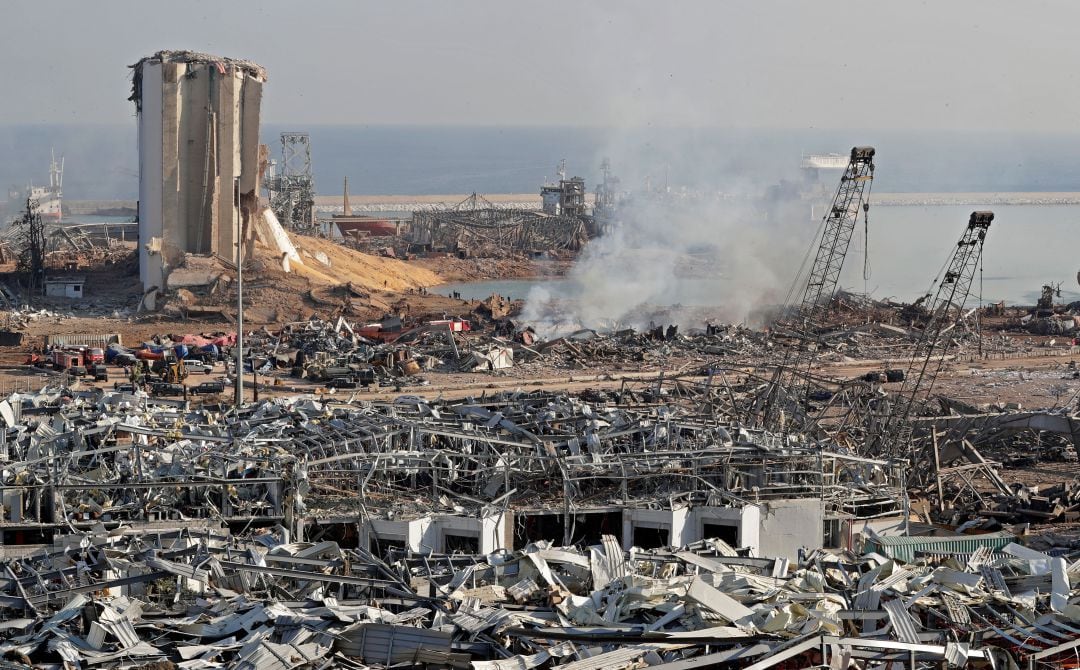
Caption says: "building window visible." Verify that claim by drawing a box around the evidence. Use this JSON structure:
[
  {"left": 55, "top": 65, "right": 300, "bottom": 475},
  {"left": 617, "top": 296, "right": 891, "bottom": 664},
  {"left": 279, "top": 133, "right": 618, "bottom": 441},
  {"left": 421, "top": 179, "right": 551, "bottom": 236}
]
[
  {"left": 443, "top": 533, "right": 479, "bottom": 554},
  {"left": 632, "top": 525, "right": 670, "bottom": 549},
  {"left": 703, "top": 522, "right": 739, "bottom": 547}
]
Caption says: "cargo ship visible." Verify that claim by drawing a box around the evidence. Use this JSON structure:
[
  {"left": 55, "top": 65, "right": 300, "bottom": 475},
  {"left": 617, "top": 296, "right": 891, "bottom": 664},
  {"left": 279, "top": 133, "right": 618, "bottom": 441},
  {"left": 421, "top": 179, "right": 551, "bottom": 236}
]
[
  {"left": 328, "top": 177, "right": 403, "bottom": 238},
  {"left": 6, "top": 151, "right": 64, "bottom": 220}
]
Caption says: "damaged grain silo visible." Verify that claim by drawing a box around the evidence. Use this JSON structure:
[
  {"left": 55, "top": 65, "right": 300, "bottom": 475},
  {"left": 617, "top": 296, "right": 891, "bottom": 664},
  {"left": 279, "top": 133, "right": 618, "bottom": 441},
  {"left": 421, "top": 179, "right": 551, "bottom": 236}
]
[{"left": 129, "top": 50, "right": 266, "bottom": 309}]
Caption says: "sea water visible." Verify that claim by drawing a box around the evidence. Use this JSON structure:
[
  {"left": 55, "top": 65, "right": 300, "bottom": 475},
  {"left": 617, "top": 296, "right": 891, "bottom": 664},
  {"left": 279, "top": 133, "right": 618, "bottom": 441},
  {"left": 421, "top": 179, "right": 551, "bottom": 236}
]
[
  {"left": 6, "top": 124, "right": 1080, "bottom": 198},
  {"left": 1, "top": 124, "right": 1078, "bottom": 305},
  {"left": 438, "top": 204, "right": 1080, "bottom": 307}
]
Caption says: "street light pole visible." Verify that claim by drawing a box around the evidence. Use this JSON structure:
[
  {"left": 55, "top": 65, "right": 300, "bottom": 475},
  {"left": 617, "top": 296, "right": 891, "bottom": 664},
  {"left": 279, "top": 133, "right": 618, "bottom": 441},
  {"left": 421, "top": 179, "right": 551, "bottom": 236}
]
[{"left": 234, "top": 177, "right": 244, "bottom": 406}]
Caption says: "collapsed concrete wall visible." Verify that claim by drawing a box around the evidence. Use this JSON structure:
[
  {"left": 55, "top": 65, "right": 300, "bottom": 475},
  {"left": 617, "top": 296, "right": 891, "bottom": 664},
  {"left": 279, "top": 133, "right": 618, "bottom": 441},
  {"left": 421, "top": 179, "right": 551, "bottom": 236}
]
[
  {"left": 130, "top": 50, "right": 266, "bottom": 307},
  {"left": 758, "top": 498, "right": 824, "bottom": 561}
]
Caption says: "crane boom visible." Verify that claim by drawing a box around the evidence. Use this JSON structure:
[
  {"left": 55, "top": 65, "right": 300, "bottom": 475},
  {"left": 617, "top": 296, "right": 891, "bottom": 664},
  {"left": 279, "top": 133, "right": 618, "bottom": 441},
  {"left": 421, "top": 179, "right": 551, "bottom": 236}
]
[
  {"left": 758, "top": 146, "right": 875, "bottom": 430},
  {"left": 795, "top": 147, "right": 876, "bottom": 336},
  {"left": 866, "top": 211, "right": 992, "bottom": 462}
]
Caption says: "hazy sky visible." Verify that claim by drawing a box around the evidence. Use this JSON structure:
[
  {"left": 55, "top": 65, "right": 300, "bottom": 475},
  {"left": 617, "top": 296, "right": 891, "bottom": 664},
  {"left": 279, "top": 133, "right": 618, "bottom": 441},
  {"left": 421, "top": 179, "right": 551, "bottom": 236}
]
[{"left": 2, "top": 0, "right": 1077, "bottom": 130}]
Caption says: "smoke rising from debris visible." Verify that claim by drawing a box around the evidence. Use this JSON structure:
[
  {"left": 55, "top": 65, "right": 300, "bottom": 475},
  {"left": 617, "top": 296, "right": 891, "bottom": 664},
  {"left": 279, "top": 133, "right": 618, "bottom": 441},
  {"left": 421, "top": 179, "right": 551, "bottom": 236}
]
[{"left": 521, "top": 140, "right": 820, "bottom": 336}]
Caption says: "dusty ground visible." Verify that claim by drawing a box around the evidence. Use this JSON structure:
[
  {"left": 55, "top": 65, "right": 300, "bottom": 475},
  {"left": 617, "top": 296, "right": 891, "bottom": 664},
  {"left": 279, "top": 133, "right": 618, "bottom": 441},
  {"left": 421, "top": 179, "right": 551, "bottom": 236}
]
[
  {"left": 413, "top": 255, "right": 573, "bottom": 283},
  {"left": 5, "top": 238, "right": 1077, "bottom": 408},
  {"left": 2, "top": 226, "right": 583, "bottom": 342}
]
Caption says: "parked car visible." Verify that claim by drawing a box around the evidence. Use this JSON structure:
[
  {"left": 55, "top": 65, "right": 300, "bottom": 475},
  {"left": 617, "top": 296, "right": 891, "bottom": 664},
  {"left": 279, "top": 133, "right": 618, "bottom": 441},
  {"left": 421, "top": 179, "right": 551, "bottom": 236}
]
[
  {"left": 150, "top": 382, "right": 185, "bottom": 397},
  {"left": 184, "top": 360, "right": 215, "bottom": 374},
  {"left": 192, "top": 380, "right": 226, "bottom": 395}
]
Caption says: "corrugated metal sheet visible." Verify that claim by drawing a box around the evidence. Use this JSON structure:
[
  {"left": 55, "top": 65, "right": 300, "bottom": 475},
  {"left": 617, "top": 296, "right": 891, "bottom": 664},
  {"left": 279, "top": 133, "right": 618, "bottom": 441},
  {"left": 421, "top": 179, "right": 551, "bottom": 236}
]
[
  {"left": 867, "top": 532, "right": 1014, "bottom": 563},
  {"left": 46, "top": 333, "right": 123, "bottom": 347},
  {"left": 384, "top": 606, "right": 430, "bottom": 624},
  {"left": 965, "top": 545, "right": 993, "bottom": 571},
  {"left": 473, "top": 650, "right": 551, "bottom": 670},
  {"left": 44, "top": 594, "right": 88, "bottom": 626},
  {"left": 144, "top": 556, "right": 209, "bottom": 582},
  {"left": 103, "top": 618, "right": 141, "bottom": 650},
  {"left": 451, "top": 605, "right": 511, "bottom": 634},
  {"left": 590, "top": 534, "right": 628, "bottom": 589},
  {"left": 918, "top": 550, "right": 1011, "bottom": 564},
  {"left": 234, "top": 638, "right": 327, "bottom": 670},
  {"left": 558, "top": 644, "right": 663, "bottom": 670},
  {"left": 506, "top": 577, "right": 539, "bottom": 602},
  {"left": 980, "top": 565, "right": 1012, "bottom": 597},
  {"left": 872, "top": 567, "right": 913, "bottom": 592},
  {"left": 882, "top": 599, "right": 921, "bottom": 644},
  {"left": 234, "top": 635, "right": 288, "bottom": 670},
  {"left": 180, "top": 606, "right": 269, "bottom": 638},
  {"left": 853, "top": 588, "right": 880, "bottom": 611},
  {"left": 941, "top": 593, "right": 971, "bottom": 625},
  {"left": 944, "top": 642, "right": 970, "bottom": 667},
  {"left": 853, "top": 564, "right": 883, "bottom": 610},
  {"left": 98, "top": 606, "right": 140, "bottom": 650},
  {"left": 86, "top": 622, "right": 106, "bottom": 650},
  {"left": 334, "top": 622, "right": 453, "bottom": 665}
]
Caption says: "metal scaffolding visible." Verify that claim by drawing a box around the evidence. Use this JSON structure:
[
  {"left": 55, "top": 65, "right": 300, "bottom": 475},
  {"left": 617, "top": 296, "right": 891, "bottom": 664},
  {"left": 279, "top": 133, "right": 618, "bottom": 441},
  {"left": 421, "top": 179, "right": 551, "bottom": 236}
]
[
  {"left": 266, "top": 132, "right": 317, "bottom": 232},
  {"left": 408, "top": 193, "right": 589, "bottom": 255}
]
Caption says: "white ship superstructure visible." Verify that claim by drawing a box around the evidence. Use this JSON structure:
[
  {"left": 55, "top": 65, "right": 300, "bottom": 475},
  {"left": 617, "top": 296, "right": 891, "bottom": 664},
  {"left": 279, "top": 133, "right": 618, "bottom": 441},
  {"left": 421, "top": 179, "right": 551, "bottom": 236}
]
[
  {"left": 800, "top": 153, "right": 850, "bottom": 170},
  {"left": 27, "top": 150, "right": 64, "bottom": 220}
]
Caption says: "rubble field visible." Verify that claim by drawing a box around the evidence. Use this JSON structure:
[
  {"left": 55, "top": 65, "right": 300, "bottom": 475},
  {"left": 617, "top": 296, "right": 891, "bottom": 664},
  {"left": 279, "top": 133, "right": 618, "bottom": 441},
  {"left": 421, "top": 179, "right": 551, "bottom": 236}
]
[{"left": 2, "top": 231, "right": 1080, "bottom": 668}]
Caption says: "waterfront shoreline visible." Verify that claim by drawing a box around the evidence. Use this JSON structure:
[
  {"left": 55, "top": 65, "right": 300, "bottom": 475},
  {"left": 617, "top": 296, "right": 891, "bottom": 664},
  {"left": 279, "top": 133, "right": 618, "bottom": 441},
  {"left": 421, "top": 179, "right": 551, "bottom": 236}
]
[{"left": 61, "top": 191, "right": 1080, "bottom": 216}]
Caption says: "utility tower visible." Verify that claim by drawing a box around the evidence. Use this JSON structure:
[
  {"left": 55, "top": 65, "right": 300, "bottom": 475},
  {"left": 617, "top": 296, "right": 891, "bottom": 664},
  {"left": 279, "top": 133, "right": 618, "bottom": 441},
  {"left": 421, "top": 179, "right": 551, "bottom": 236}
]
[{"left": 266, "top": 132, "right": 316, "bottom": 232}]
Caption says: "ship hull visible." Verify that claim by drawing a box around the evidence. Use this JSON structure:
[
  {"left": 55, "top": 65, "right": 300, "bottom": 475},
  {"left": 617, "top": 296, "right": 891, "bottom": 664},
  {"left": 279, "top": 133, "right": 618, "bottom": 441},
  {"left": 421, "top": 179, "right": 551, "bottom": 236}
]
[{"left": 27, "top": 186, "right": 62, "bottom": 220}]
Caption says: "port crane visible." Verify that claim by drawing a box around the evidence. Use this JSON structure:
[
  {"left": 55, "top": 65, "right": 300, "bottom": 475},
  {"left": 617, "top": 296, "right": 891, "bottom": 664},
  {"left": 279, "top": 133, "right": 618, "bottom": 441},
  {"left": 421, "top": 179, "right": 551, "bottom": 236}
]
[
  {"left": 865, "top": 212, "right": 995, "bottom": 486},
  {"left": 757, "top": 146, "right": 875, "bottom": 431}
]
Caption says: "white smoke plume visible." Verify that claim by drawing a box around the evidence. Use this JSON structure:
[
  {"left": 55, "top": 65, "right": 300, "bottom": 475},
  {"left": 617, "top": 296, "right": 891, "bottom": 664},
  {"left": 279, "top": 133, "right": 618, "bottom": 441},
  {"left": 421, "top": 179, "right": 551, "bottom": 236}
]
[
  {"left": 515, "top": 1, "right": 851, "bottom": 337},
  {"left": 520, "top": 144, "right": 823, "bottom": 337}
]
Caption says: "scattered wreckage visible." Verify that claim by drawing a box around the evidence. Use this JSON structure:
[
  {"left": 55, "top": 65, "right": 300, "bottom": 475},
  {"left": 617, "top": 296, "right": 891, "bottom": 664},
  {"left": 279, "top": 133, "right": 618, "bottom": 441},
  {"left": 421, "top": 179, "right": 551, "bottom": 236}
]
[
  {"left": 1, "top": 516, "right": 1080, "bottom": 668},
  {"left": 0, "top": 382, "right": 1073, "bottom": 666},
  {"left": 4, "top": 266, "right": 1080, "bottom": 667}
]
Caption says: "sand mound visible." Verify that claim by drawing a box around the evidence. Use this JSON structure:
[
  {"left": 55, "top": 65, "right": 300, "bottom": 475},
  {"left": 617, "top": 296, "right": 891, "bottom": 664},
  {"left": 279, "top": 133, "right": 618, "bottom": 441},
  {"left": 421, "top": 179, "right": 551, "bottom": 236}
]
[{"left": 286, "top": 234, "right": 440, "bottom": 292}]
